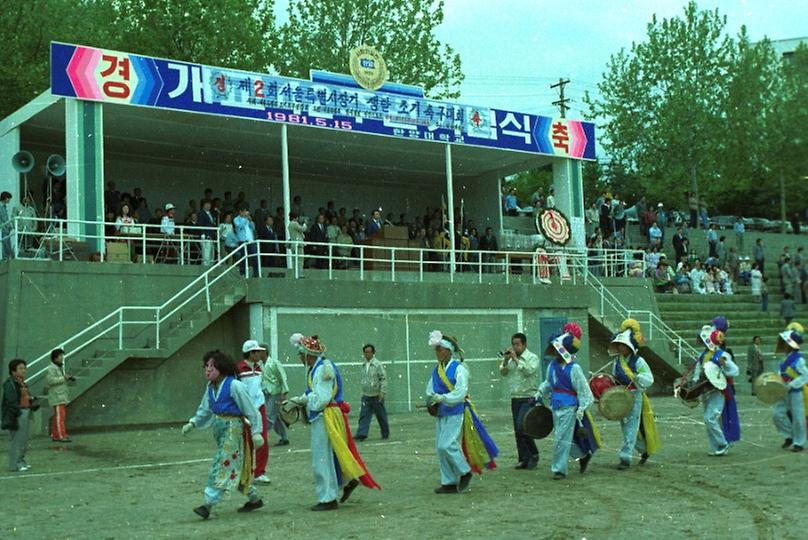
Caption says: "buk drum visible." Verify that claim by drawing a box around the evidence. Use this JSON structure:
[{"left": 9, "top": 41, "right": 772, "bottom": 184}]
[
  {"left": 597, "top": 386, "right": 634, "bottom": 421},
  {"left": 676, "top": 378, "right": 712, "bottom": 405},
  {"left": 754, "top": 372, "right": 787, "bottom": 405},
  {"left": 589, "top": 374, "right": 616, "bottom": 400},
  {"left": 522, "top": 404, "right": 554, "bottom": 439}
]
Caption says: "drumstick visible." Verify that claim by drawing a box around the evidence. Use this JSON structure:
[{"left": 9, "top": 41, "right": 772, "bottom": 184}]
[{"left": 588, "top": 362, "right": 612, "bottom": 378}]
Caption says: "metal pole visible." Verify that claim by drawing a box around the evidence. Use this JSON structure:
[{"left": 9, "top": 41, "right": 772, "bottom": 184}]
[
  {"left": 281, "top": 124, "right": 292, "bottom": 269},
  {"left": 118, "top": 310, "right": 123, "bottom": 349},
  {"left": 405, "top": 313, "right": 412, "bottom": 412},
  {"left": 445, "top": 144, "right": 456, "bottom": 276},
  {"left": 328, "top": 244, "right": 333, "bottom": 280},
  {"left": 391, "top": 248, "right": 396, "bottom": 282},
  {"left": 205, "top": 273, "right": 211, "bottom": 312},
  {"left": 155, "top": 308, "right": 161, "bottom": 349}
]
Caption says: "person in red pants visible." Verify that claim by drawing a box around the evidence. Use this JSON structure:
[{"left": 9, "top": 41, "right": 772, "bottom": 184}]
[
  {"left": 47, "top": 348, "right": 74, "bottom": 443},
  {"left": 237, "top": 340, "right": 270, "bottom": 483}
]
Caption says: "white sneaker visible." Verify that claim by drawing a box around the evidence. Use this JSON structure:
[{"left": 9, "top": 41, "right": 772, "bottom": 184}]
[
  {"left": 255, "top": 474, "right": 271, "bottom": 484},
  {"left": 18, "top": 465, "right": 31, "bottom": 472},
  {"left": 708, "top": 446, "right": 728, "bottom": 457}
]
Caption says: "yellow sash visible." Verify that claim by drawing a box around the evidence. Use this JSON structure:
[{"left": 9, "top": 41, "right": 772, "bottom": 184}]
[
  {"left": 619, "top": 357, "right": 661, "bottom": 455},
  {"left": 584, "top": 410, "right": 604, "bottom": 448},
  {"left": 436, "top": 361, "right": 492, "bottom": 472}
]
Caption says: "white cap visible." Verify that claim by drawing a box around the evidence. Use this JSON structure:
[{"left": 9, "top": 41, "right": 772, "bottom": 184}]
[
  {"left": 242, "top": 340, "right": 266, "bottom": 354},
  {"left": 657, "top": 203, "right": 663, "bottom": 207},
  {"left": 165, "top": 203, "right": 175, "bottom": 211}
]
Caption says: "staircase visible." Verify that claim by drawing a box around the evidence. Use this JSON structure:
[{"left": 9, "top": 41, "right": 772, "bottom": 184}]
[
  {"left": 655, "top": 263, "right": 808, "bottom": 393},
  {"left": 24, "top": 245, "right": 251, "bottom": 420}
]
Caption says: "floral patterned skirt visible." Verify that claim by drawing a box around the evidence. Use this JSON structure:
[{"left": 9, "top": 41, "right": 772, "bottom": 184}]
[{"left": 207, "top": 415, "right": 253, "bottom": 496}]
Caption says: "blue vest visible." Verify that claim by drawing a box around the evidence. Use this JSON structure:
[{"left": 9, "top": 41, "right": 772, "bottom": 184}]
[
  {"left": 305, "top": 358, "right": 344, "bottom": 421},
  {"left": 432, "top": 360, "right": 465, "bottom": 416},
  {"left": 549, "top": 361, "right": 578, "bottom": 409},
  {"left": 207, "top": 376, "right": 242, "bottom": 417},
  {"left": 780, "top": 351, "right": 804, "bottom": 392},
  {"left": 613, "top": 355, "right": 639, "bottom": 386}
]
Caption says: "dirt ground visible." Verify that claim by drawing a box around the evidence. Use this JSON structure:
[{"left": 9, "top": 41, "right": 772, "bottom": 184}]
[{"left": 0, "top": 394, "right": 805, "bottom": 540}]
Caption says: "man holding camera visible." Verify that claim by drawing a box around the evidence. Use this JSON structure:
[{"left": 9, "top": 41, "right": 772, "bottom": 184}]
[
  {"left": 499, "top": 332, "right": 540, "bottom": 469},
  {"left": 47, "top": 348, "right": 75, "bottom": 443}
]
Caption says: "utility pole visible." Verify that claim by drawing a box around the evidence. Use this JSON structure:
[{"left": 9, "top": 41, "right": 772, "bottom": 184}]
[{"left": 551, "top": 78, "right": 571, "bottom": 118}]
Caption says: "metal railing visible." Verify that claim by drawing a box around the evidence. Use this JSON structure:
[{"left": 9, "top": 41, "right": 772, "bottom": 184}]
[
  {"left": 24, "top": 243, "right": 251, "bottom": 385},
  {"left": 585, "top": 269, "right": 699, "bottom": 365}
]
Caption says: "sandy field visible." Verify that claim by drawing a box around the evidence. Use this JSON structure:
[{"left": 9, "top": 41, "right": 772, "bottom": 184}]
[{"left": 0, "top": 394, "right": 803, "bottom": 540}]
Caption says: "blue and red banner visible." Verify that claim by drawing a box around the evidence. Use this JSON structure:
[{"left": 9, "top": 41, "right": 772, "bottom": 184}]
[{"left": 51, "top": 42, "right": 595, "bottom": 160}]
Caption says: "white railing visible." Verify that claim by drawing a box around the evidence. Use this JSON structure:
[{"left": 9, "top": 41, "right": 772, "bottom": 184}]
[
  {"left": 24, "top": 243, "right": 252, "bottom": 385},
  {"left": 586, "top": 269, "right": 699, "bottom": 365}
]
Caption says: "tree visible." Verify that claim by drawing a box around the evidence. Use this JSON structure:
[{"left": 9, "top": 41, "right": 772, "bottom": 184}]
[
  {"left": 585, "top": 2, "right": 734, "bottom": 210},
  {"left": 276, "top": 0, "right": 463, "bottom": 99}
]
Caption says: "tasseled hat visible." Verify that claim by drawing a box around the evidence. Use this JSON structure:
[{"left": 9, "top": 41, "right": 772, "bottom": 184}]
[
  {"left": 608, "top": 318, "right": 644, "bottom": 355},
  {"left": 428, "top": 330, "right": 464, "bottom": 359},
  {"left": 777, "top": 322, "right": 805, "bottom": 353},
  {"left": 289, "top": 333, "right": 326, "bottom": 355},
  {"left": 545, "top": 322, "right": 583, "bottom": 364}
]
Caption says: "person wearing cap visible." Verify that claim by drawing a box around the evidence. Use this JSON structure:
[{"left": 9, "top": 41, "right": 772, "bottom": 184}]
[
  {"left": 285, "top": 334, "right": 380, "bottom": 510},
  {"left": 426, "top": 330, "right": 498, "bottom": 493},
  {"left": 609, "top": 320, "right": 660, "bottom": 469},
  {"left": 183, "top": 350, "right": 264, "bottom": 520},
  {"left": 773, "top": 323, "right": 808, "bottom": 451},
  {"left": 259, "top": 344, "right": 290, "bottom": 446},
  {"left": 499, "top": 332, "right": 540, "bottom": 469},
  {"left": 160, "top": 203, "right": 176, "bottom": 235},
  {"left": 536, "top": 323, "right": 600, "bottom": 479},
  {"left": 237, "top": 340, "right": 270, "bottom": 483},
  {"left": 689, "top": 320, "right": 740, "bottom": 456}
]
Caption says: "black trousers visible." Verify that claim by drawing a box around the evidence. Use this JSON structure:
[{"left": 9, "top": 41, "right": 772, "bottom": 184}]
[{"left": 511, "top": 398, "right": 538, "bottom": 463}]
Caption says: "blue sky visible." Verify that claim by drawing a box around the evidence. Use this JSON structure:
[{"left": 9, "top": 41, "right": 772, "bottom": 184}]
[{"left": 434, "top": 0, "right": 807, "bottom": 118}]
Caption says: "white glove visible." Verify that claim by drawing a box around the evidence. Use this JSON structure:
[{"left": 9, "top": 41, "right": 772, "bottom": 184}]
[
  {"left": 252, "top": 434, "right": 265, "bottom": 449},
  {"left": 287, "top": 395, "right": 307, "bottom": 407},
  {"left": 575, "top": 409, "right": 585, "bottom": 422},
  {"left": 181, "top": 422, "right": 194, "bottom": 435},
  {"left": 430, "top": 394, "right": 445, "bottom": 404}
]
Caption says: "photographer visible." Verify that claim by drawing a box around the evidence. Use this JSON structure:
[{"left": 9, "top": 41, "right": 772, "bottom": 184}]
[
  {"left": 47, "top": 348, "right": 75, "bottom": 443},
  {"left": 2, "top": 359, "right": 39, "bottom": 471}
]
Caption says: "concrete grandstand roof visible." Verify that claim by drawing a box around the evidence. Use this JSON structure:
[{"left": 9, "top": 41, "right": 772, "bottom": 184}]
[{"left": 12, "top": 91, "right": 554, "bottom": 187}]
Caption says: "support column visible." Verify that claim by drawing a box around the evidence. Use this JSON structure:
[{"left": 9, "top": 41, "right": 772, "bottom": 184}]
[
  {"left": 249, "top": 303, "right": 264, "bottom": 343},
  {"left": 281, "top": 124, "right": 292, "bottom": 269},
  {"left": 65, "top": 99, "right": 104, "bottom": 252},
  {"left": 552, "top": 158, "right": 585, "bottom": 248},
  {"left": 0, "top": 128, "right": 21, "bottom": 205},
  {"left": 445, "top": 144, "right": 456, "bottom": 275}
]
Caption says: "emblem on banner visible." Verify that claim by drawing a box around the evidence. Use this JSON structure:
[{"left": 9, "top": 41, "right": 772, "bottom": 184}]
[
  {"left": 349, "top": 45, "right": 388, "bottom": 91},
  {"left": 466, "top": 107, "right": 493, "bottom": 138},
  {"left": 537, "top": 208, "right": 571, "bottom": 246}
]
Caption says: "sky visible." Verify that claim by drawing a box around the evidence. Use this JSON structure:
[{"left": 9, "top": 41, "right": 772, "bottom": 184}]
[{"left": 433, "top": 0, "right": 808, "bottom": 118}]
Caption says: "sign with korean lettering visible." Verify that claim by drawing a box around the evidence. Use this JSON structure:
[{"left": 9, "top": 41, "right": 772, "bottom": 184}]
[{"left": 50, "top": 42, "right": 596, "bottom": 160}]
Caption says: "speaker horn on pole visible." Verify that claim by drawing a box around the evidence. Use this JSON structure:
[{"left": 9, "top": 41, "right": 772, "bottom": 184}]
[
  {"left": 12, "top": 151, "right": 35, "bottom": 173},
  {"left": 46, "top": 154, "right": 66, "bottom": 176}
]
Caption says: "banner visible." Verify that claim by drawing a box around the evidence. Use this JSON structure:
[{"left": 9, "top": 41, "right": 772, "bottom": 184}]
[{"left": 50, "top": 42, "right": 596, "bottom": 160}]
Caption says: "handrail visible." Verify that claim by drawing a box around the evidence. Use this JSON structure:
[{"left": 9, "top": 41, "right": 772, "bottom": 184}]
[{"left": 24, "top": 243, "right": 251, "bottom": 385}]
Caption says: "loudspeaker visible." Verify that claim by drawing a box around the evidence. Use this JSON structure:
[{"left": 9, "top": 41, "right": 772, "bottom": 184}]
[
  {"left": 12, "top": 151, "right": 34, "bottom": 173},
  {"left": 46, "top": 154, "right": 66, "bottom": 176}
]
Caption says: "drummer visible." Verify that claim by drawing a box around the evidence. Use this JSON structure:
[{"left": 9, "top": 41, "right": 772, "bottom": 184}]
[
  {"left": 773, "top": 323, "right": 808, "bottom": 452},
  {"left": 536, "top": 323, "right": 601, "bottom": 480},
  {"left": 609, "top": 319, "right": 660, "bottom": 469},
  {"left": 691, "top": 324, "right": 740, "bottom": 456}
]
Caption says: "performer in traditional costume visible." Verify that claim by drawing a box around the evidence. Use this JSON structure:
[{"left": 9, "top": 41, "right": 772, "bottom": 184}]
[
  {"left": 609, "top": 319, "right": 661, "bottom": 469},
  {"left": 236, "top": 340, "right": 270, "bottom": 483},
  {"left": 773, "top": 322, "right": 808, "bottom": 452},
  {"left": 691, "top": 320, "right": 740, "bottom": 456},
  {"left": 183, "top": 351, "right": 265, "bottom": 520},
  {"left": 285, "top": 334, "right": 380, "bottom": 510},
  {"left": 426, "top": 330, "right": 498, "bottom": 493},
  {"left": 537, "top": 323, "right": 601, "bottom": 479}
]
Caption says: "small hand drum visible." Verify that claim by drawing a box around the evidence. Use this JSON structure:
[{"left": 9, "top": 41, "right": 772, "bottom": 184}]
[
  {"left": 597, "top": 386, "right": 634, "bottom": 421},
  {"left": 754, "top": 372, "right": 787, "bottom": 405}
]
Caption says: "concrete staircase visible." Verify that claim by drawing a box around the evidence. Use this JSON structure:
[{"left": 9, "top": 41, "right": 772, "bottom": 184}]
[
  {"left": 26, "top": 269, "right": 246, "bottom": 427},
  {"left": 655, "top": 263, "right": 808, "bottom": 393}
]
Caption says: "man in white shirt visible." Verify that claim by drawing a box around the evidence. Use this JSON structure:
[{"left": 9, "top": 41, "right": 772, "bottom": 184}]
[
  {"left": 500, "top": 333, "right": 540, "bottom": 469},
  {"left": 237, "top": 340, "right": 270, "bottom": 483},
  {"left": 160, "top": 203, "right": 176, "bottom": 235}
]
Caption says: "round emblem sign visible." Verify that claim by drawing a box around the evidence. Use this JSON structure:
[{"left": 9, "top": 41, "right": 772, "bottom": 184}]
[
  {"left": 537, "top": 208, "right": 571, "bottom": 246},
  {"left": 349, "top": 45, "right": 388, "bottom": 91}
]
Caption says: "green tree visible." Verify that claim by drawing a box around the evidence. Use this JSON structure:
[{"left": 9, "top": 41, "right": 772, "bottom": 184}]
[
  {"left": 585, "top": 2, "right": 734, "bottom": 210},
  {"left": 276, "top": 0, "right": 463, "bottom": 98}
]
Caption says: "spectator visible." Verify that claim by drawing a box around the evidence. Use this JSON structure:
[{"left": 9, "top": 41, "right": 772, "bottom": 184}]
[
  {"left": 746, "top": 336, "right": 764, "bottom": 395},
  {"left": 196, "top": 199, "right": 217, "bottom": 266},
  {"left": 781, "top": 293, "right": 795, "bottom": 326},
  {"left": 115, "top": 203, "right": 137, "bottom": 234},
  {"left": 291, "top": 195, "right": 303, "bottom": 218},
  {"left": 654, "top": 260, "right": 674, "bottom": 293},
  {"left": 184, "top": 200, "right": 198, "bottom": 224},
  {"left": 699, "top": 196, "right": 709, "bottom": 230},
  {"left": 221, "top": 191, "right": 234, "bottom": 213},
  {"left": 690, "top": 260, "right": 707, "bottom": 294},
  {"left": 789, "top": 261, "right": 803, "bottom": 303},
  {"left": 335, "top": 224, "right": 354, "bottom": 268},
  {"left": 104, "top": 181, "right": 120, "bottom": 214},
  {"left": 366, "top": 209, "right": 383, "bottom": 237},
  {"left": 307, "top": 213, "right": 328, "bottom": 269},
  {"left": 2, "top": 359, "right": 35, "bottom": 472},
  {"left": 258, "top": 215, "right": 278, "bottom": 268},
  {"left": 600, "top": 193, "right": 614, "bottom": 238},
  {"left": 796, "top": 247, "right": 807, "bottom": 303},
  {"left": 259, "top": 345, "right": 290, "bottom": 446},
  {"left": 545, "top": 187, "right": 556, "bottom": 209},
  {"left": 479, "top": 227, "right": 498, "bottom": 272},
  {"left": 149, "top": 207, "right": 164, "bottom": 226},
  {"left": 354, "top": 344, "right": 389, "bottom": 441},
  {"left": 218, "top": 211, "right": 238, "bottom": 254},
  {"left": 781, "top": 255, "right": 795, "bottom": 296},
  {"left": 47, "top": 348, "right": 74, "bottom": 443},
  {"left": 716, "top": 235, "right": 726, "bottom": 268},
  {"left": 135, "top": 197, "right": 152, "bottom": 223},
  {"left": 0, "top": 191, "right": 13, "bottom": 259},
  {"left": 233, "top": 208, "right": 258, "bottom": 276},
  {"left": 726, "top": 247, "right": 740, "bottom": 283},
  {"left": 612, "top": 194, "right": 626, "bottom": 233},
  {"left": 707, "top": 224, "right": 718, "bottom": 258},
  {"left": 791, "top": 212, "right": 801, "bottom": 235},
  {"left": 585, "top": 202, "right": 599, "bottom": 229},
  {"left": 505, "top": 189, "right": 519, "bottom": 216},
  {"left": 672, "top": 225, "right": 688, "bottom": 263},
  {"left": 15, "top": 193, "right": 38, "bottom": 250},
  {"left": 326, "top": 216, "right": 340, "bottom": 243},
  {"left": 253, "top": 200, "right": 269, "bottom": 228},
  {"left": 674, "top": 262, "right": 692, "bottom": 293},
  {"left": 161, "top": 204, "right": 176, "bottom": 235},
  {"left": 531, "top": 187, "right": 544, "bottom": 211},
  {"left": 750, "top": 263, "right": 763, "bottom": 299},
  {"left": 234, "top": 192, "right": 249, "bottom": 212},
  {"left": 753, "top": 238, "right": 765, "bottom": 278},
  {"left": 636, "top": 196, "right": 648, "bottom": 237},
  {"left": 468, "top": 227, "right": 479, "bottom": 266},
  {"left": 132, "top": 187, "right": 144, "bottom": 209},
  {"left": 288, "top": 212, "right": 308, "bottom": 273},
  {"left": 687, "top": 191, "right": 698, "bottom": 229},
  {"left": 717, "top": 267, "right": 733, "bottom": 295},
  {"left": 648, "top": 222, "right": 662, "bottom": 248},
  {"left": 185, "top": 211, "right": 198, "bottom": 226},
  {"left": 656, "top": 203, "right": 667, "bottom": 238},
  {"left": 733, "top": 217, "right": 745, "bottom": 253}
]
